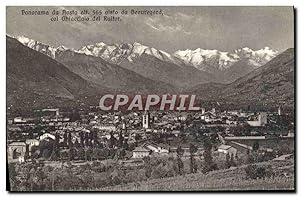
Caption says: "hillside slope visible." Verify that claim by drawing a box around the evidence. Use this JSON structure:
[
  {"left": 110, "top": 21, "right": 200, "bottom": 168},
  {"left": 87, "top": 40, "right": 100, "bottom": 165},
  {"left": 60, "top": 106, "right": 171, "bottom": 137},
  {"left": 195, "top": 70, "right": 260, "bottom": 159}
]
[
  {"left": 191, "top": 48, "right": 294, "bottom": 108},
  {"left": 99, "top": 160, "right": 294, "bottom": 191},
  {"left": 55, "top": 50, "right": 175, "bottom": 94},
  {"left": 6, "top": 36, "right": 108, "bottom": 111},
  {"left": 223, "top": 48, "right": 294, "bottom": 106}
]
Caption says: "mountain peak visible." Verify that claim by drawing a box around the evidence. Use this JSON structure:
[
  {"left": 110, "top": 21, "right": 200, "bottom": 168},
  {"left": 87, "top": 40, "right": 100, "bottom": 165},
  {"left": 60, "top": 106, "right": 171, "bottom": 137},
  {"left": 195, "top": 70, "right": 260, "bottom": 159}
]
[
  {"left": 16, "top": 35, "right": 71, "bottom": 58},
  {"left": 174, "top": 48, "right": 239, "bottom": 71},
  {"left": 16, "top": 35, "right": 32, "bottom": 43},
  {"left": 95, "top": 42, "right": 106, "bottom": 46},
  {"left": 132, "top": 42, "right": 144, "bottom": 46},
  {"left": 57, "top": 45, "right": 68, "bottom": 51},
  {"left": 173, "top": 46, "right": 279, "bottom": 81}
]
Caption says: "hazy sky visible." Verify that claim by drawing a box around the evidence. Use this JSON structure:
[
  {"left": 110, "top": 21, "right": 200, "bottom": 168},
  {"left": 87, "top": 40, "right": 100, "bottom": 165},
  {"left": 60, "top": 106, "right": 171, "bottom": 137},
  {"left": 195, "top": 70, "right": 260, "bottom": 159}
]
[{"left": 6, "top": 6, "right": 294, "bottom": 53}]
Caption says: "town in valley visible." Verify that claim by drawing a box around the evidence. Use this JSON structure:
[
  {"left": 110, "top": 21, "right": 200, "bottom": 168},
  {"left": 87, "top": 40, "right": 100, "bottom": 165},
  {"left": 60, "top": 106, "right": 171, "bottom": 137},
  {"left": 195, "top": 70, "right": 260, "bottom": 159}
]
[{"left": 7, "top": 104, "right": 295, "bottom": 190}]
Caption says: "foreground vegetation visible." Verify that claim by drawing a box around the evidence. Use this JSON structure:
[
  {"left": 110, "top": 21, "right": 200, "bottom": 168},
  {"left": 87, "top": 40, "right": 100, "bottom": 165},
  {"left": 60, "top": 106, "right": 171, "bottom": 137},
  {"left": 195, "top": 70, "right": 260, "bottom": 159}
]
[
  {"left": 8, "top": 156, "right": 294, "bottom": 191},
  {"left": 100, "top": 160, "right": 294, "bottom": 191}
]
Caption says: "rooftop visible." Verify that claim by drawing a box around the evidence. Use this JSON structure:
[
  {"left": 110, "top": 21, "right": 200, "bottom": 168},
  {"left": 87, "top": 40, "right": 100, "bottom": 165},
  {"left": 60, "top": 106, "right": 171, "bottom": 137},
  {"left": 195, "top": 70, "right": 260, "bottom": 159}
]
[
  {"left": 218, "top": 144, "right": 232, "bottom": 150},
  {"left": 133, "top": 147, "right": 151, "bottom": 152},
  {"left": 9, "top": 141, "right": 26, "bottom": 146}
]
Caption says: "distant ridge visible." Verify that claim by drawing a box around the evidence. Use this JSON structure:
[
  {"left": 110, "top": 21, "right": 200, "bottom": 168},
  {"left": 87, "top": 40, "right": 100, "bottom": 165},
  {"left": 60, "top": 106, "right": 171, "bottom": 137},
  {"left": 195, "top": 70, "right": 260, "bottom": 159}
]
[{"left": 16, "top": 35, "right": 279, "bottom": 85}]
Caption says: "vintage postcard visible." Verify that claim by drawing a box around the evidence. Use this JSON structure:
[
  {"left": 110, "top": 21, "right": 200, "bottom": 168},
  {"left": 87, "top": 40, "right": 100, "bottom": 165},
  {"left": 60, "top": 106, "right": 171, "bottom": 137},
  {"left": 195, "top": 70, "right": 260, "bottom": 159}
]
[{"left": 6, "top": 6, "right": 295, "bottom": 191}]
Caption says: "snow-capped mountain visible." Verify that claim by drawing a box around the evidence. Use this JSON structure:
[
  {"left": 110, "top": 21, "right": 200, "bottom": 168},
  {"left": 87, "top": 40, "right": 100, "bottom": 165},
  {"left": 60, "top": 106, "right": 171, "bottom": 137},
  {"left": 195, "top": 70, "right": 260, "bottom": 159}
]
[
  {"left": 234, "top": 47, "right": 278, "bottom": 66},
  {"left": 173, "top": 46, "right": 278, "bottom": 83},
  {"left": 16, "top": 35, "right": 181, "bottom": 65},
  {"left": 78, "top": 41, "right": 278, "bottom": 79},
  {"left": 191, "top": 48, "right": 294, "bottom": 107},
  {"left": 16, "top": 35, "right": 278, "bottom": 71},
  {"left": 76, "top": 41, "right": 214, "bottom": 88},
  {"left": 76, "top": 42, "right": 182, "bottom": 65},
  {"left": 10, "top": 35, "right": 174, "bottom": 95},
  {"left": 16, "top": 36, "right": 68, "bottom": 59},
  {"left": 14, "top": 35, "right": 279, "bottom": 84},
  {"left": 174, "top": 47, "right": 278, "bottom": 71}
]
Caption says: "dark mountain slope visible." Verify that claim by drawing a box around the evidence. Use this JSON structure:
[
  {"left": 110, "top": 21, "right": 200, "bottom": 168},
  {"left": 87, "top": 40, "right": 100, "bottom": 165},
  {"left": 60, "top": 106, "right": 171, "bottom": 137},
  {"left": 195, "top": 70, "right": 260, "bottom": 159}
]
[
  {"left": 119, "top": 54, "right": 215, "bottom": 89},
  {"left": 223, "top": 48, "right": 294, "bottom": 106},
  {"left": 55, "top": 50, "right": 175, "bottom": 94},
  {"left": 6, "top": 36, "right": 108, "bottom": 111}
]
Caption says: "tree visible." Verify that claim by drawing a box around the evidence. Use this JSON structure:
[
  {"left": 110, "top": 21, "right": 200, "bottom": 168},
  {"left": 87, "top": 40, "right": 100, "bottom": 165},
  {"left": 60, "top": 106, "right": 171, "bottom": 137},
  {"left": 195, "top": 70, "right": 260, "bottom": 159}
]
[
  {"left": 91, "top": 130, "right": 99, "bottom": 146},
  {"left": 67, "top": 132, "right": 73, "bottom": 148},
  {"left": 68, "top": 147, "right": 75, "bottom": 161},
  {"left": 63, "top": 132, "right": 68, "bottom": 148},
  {"left": 79, "top": 131, "right": 85, "bottom": 147},
  {"left": 118, "top": 131, "right": 124, "bottom": 148},
  {"left": 109, "top": 132, "right": 117, "bottom": 149},
  {"left": 39, "top": 140, "right": 55, "bottom": 160},
  {"left": 115, "top": 149, "right": 126, "bottom": 160},
  {"left": 135, "top": 133, "right": 142, "bottom": 141},
  {"left": 235, "top": 153, "right": 239, "bottom": 166},
  {"left": 31, "top": 149, "right": 40, "bottom": 160},
  {"left": 49, "top": 150, "right": 59, "bottom": 161},
  {"left": 202, "top": 137, "right": 217, "bottom": 174},
  {"left": 252, "top": 141, "right": 259, "bottom": 152},
  {"left": 42, "top": 149, "right": 51, "bottom": 159},
  {"left": 225, "top": 153, "right": 231, "bottom": 169},
  {"left": 247, "top": 151, "right": 255, "bottom": 163},
  {"left": 50, "top": 133, "right": 60, "bottom": 161},
  {"left": 244, "top": 164, "right": 271, "bottom": 179},
  {"left": 123, "top": 139, "right": 129, "bottom": 150},
  {"left": 52, "top": 134, "right": 60, "bottom": 160},
  {"left": 77, "top": 148, "right": 85, "bottom": 160},
  {"left": 177, "top": 157, "right": 184, "bottom": 175},
  {"left": 189, "top": 143, "right": 198, "bottom": 173},
  {"left": 143, "top": 156, "right": 152, "bottom": 178},
  {"left": 74, "top": 138, "right": 80, "bottom": 148},
  {"left": 85, "top": 132, "right": 90, "bottom": 147},
  {"left": 176, "top": 146, "right": 184, "bottom": 158},
  {"left": 70, "top": 109, "right": 80, "bottom": 122},
  {"left": 230, "top": 153, "right": 236, "bottom": 167},
  {"left": 86, "top": 147, "right": 93, "bottom": 161},
  {"left": 8, "top": 163, "right": 17, "bottom": 190},
  {"left": 176, "top": 146, "right": 184, "bottom": 175}
]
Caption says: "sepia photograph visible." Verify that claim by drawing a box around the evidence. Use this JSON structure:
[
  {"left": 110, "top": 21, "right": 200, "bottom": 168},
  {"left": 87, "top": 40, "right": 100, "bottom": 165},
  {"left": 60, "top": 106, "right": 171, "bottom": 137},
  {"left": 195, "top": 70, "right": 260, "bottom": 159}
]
[{"left": 6, "top": 6, "right": 295, "bottom": 191}]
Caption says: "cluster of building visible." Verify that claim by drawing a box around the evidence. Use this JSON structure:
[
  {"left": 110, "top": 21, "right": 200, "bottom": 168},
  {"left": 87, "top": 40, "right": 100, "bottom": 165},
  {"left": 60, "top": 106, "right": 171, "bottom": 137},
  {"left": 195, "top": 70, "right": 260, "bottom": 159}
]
[{"left": 7, "top": 106, "right": 294, "bottom": 164}]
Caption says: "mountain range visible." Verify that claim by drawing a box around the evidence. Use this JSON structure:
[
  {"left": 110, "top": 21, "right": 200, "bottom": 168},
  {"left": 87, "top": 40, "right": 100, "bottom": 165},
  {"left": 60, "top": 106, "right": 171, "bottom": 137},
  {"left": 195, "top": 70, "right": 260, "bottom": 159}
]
[
  {"left": 7, "top": 35, "right": 294, "bottom": 110},
  {"left": 16, "top": 36, "right": 278, "bottom": 85},
  {"left": 191, "top": 48, "right": 294, "bottom": 108},
  {"left": 6, "top": 36, "right": 173, "bottom": 112}
]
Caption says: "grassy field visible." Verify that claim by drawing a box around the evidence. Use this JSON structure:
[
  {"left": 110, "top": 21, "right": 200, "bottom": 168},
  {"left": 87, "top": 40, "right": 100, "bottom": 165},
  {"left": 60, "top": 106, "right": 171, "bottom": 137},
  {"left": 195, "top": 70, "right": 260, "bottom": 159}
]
[{"left": 99, "top": 160, "right": 294, "bottom": 191}]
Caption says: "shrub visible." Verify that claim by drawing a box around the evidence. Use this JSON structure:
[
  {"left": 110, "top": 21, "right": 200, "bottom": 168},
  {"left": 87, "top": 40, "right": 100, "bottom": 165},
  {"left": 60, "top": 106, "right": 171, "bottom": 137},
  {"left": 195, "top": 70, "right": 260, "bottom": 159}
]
[
  {"left": 244, "top": 164, "right": 273, "bottom": 179},
  {"left": 91, "top": 161, "right": 106, "bottom": 173}
]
